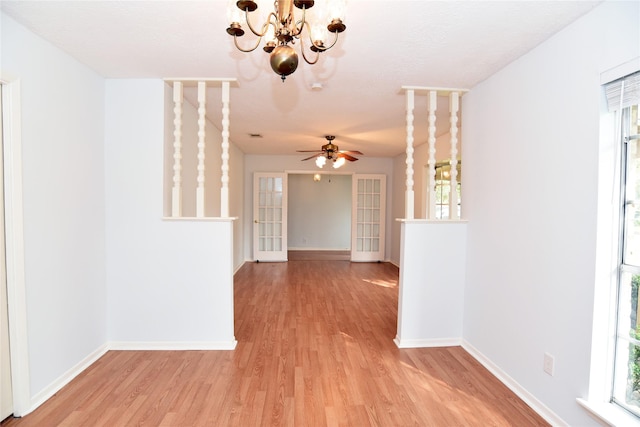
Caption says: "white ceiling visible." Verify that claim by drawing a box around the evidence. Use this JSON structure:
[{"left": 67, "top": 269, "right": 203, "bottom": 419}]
[{"left": 1, "top": 0, "right": 601, "bottom": 158}]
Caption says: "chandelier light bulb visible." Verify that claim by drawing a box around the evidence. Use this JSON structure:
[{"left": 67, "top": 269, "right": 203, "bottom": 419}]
[
  {"left": 333, "top": 157, "right": 346, "bottom": 169},
  {"left": 316, "top": 156, "right": 326, "bottom": 168},
  {"left": 327, "top": 0, "right": 347, "bottom": 21},
  {"left": 264, "top": 25, "right": 276, "bottom": 44},
  {"left": 226, "top": 0, "right": 244, "bottom": 25},
  {"left": 310, "top": 25, "right": 328, "bottom": 47}
]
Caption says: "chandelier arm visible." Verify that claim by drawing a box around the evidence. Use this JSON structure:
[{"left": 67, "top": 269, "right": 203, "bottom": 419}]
[
  {"left": 313, "top": 31, "right": 340, "bottom": 52},
  {"left": 233, "top": 34, "right": 263, "bottom": 53},
  {"left": 244, "top": 9, "right": 277, "bottom": 37},
  {"left": 292, "top": 7, "right": 307, "bottom": 38},
  {"left": 300, "top": 38, "right": 320, "bottom": 65}
]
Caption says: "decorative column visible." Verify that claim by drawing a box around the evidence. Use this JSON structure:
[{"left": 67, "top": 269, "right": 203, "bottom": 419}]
[
  {"left": 427, "top": 90, "right": 437, "bottom": 220},
  {"left": 449, "top": 91, "right": 460, "bottom": 220},
  {"left": 405, "top": 89, "right": 415, "bottom": 219},
  {"left": 171, "top": 82, "right": 183, "bottom": 217},
  {"left": 220, "top": 81, "right": 231, "bottom": 218},
  {"left": 196, "top": 81, "right": 207, "bottom": 217}
]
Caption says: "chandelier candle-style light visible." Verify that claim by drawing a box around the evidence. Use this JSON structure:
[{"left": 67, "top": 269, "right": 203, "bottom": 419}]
[{"left": 226, "top": 0, "right": 347, "bottom": 81}]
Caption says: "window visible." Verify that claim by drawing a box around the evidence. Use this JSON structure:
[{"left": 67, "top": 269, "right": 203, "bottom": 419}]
[
  {"left": 434, "top": 162, "right": 461, "bottom": 219},
  {"left": 611, "top": 71, "right": 640, "bottom": 417}
]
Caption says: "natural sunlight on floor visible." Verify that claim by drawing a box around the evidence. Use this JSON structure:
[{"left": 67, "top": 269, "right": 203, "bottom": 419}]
[{"left": 362, "top": 278, "right": 398, "bottom": 288}]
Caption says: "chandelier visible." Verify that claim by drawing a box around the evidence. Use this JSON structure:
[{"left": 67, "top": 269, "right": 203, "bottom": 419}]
[{"left": 226, "top": 0, "right": 347, "bottom": 82}]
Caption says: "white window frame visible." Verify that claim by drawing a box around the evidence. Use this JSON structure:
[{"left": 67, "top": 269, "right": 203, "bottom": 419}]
[{"left": 579, "top": 63, "right": 640, "bottom": 427}]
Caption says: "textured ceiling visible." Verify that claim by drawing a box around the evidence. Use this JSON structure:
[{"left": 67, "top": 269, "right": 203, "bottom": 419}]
[{"left": 1, "top": 0, "right": 601, "bottom": 158}]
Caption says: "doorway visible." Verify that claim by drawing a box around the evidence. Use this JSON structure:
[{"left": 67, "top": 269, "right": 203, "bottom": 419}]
[
  {"left": 0, "top": 83, "right": 13, "bottom": 421},
  {"left": 252, "top": 172, "right": 386, "bottom": 262},
  {"left": 0, "top": 77, "right": 30, "bottom": 418},
  {"left": 287, "top": 173, "right": 352, "bottom": 259}
]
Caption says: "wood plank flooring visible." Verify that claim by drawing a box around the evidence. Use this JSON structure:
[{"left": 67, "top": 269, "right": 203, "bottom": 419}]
[{"left": 2, "top": 260, "right": 549, "bottom": 426}]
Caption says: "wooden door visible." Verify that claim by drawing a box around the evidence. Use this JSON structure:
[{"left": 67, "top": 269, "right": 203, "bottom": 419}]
[
  {"left": 351, "top": 174, "right": 386, "bottom": 262},
  {"left": 253, "top": 173, "right": 288, "bottom": 262}
]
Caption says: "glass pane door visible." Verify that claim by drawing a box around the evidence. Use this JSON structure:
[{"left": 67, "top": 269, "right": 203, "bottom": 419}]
[
  {"left": 351, "top": 174, "right": 385, "bottom": 262},
  {"left": 253, "top": 173, "right": 287, "bottom": 261}
]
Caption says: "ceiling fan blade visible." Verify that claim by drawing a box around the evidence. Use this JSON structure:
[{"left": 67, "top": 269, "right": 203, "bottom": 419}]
[
  {"left": 340, "top": 150, "right": 363, "bottom": 155},
  {"left": 301, "top": 153, "right": 322, "bottom": 161},
  {"left": 338, "top": 153, "right": 359, "bottom": 162},
  {"left": 297, "top": 150, "right": 323, "bottom": 153}
]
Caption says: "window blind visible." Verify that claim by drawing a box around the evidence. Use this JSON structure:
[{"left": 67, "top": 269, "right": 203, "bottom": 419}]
[{"left": 605, "top": 70, "right": 640, "bottom": 112}]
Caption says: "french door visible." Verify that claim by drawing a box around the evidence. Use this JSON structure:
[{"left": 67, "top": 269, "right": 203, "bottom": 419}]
[
  {"left": 253, "top": 173, "right": 288, "bottom": 262},
  {"left": 351, "top": 174, "right": 386, "bottom": 262}
]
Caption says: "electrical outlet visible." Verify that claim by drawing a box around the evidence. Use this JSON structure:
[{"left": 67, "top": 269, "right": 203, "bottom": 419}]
[{"left": 543, "top": 352, "right": 555, "bottom": 376}]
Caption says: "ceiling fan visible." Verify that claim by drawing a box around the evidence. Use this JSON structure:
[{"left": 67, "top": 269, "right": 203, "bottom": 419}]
[{"left": 297, "top": 135, "right": 363, "bottom": 169}]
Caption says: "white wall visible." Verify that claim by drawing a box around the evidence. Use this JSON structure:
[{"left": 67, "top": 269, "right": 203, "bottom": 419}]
[
  {"left": 462, "top": 2, "right": 639, "bottom": 425},
  {"left": 396, "top": 221, "right": 466, "bottom": 347},
  {"left": 229, "top": 142, "right": 244, "bottom": 272},
  {"left": 1, "top": 13, "right": 107, "bottom": 399},
  {"left": 288, "top": 173, "right": 351, "bottom": 250},
  {"left": 105, "top": 79, "right": 235, "bottom": 347},
  {"left": 243, "top": 154, "right": 393, "bottom": 261},
  {"left": 390, "top": 155, "right": 405, "bottom": 266}
]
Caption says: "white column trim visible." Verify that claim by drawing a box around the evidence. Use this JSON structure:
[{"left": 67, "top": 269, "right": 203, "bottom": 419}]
[
  {"left": 405, "top": 89, "right": 415, "bottom": 219},
  {"left": 220, "top": 81, "right": 230, "bottom": 218},
  {"left": 1, "top": 78, "right": 31, "bottom": 417},
  {"left": 171, "top": 81, "right": 183, "bottom": 217},
  {"left": 427, "top": 90, "right": 437, "bottom": 220},
  {"left": 196, "top": 81, "right": 206, "bottom": 218},
  {"left": 449, "top": 91, "right": 460, "bottom": 220}
]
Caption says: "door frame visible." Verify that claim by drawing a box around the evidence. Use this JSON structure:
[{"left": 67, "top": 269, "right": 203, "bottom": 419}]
[
  {"left": 255, "top": 170, "right": 387, "bottom": 262},
  {"left": 253, "top": 172, "right": 288, "bottom": 262},
  {"left": 350, "top": 174, "right": 386, "bottom": 262},
  {"left": 1, "top": 76, "right": 31, "bottom": 417}
]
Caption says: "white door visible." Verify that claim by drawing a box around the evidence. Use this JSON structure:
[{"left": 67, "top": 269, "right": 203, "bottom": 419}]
[
  {"left": 351, "top": 174, "right": 386, "bottom": 262},
  {"left": 0, "top": 83, "right": 13, "bottom": 420},
  {"left": 253, "top": 173, "right": 288, "bottom": 262}
]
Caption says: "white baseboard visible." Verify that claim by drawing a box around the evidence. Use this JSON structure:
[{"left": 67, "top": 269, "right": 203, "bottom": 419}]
[
  {"left": 108, "top": 340, "right": 238, "bottom": 351},
  {"left": 287, "top": 247, "right": 350, "bottom": 251},
  {"left": 462, "top": 339, "right": 568, "bottom": 427},
  {"left": 394, "top": 336, "right": 462, "bottom": 348},
  {"left": 30, "top": 343, "right": 109, "bottom": 413},
  {"left": 233, "top": 260, "right": 246, "bottom": 275}
]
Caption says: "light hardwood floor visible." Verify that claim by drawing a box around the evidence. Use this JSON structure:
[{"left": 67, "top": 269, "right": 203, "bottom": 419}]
[{"left": 2, "top": 260, "right": 549, "bottom": 426}]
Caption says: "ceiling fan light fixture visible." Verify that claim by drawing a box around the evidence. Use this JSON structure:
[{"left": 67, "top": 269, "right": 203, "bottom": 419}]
[{"left": 298, "top": 135, "right": 363, "bottom": 166}]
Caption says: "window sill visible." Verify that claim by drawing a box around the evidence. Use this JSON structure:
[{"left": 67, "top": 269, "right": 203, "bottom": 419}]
[{"left": 577, "top": 398, "right": 640, "bottom": 426}]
